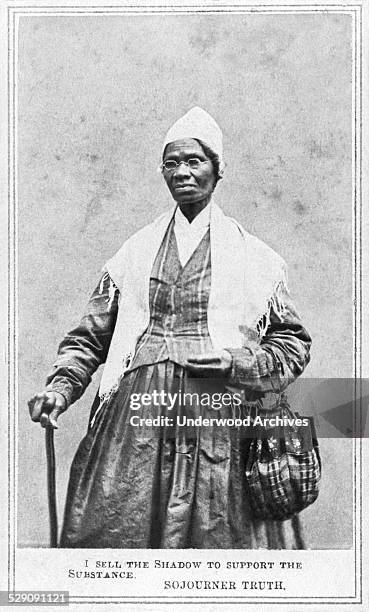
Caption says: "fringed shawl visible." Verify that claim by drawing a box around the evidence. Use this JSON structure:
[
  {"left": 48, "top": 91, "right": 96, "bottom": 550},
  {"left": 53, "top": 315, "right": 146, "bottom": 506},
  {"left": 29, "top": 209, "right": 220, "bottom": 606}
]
[{"left": 98, "top": 202, "right": 288, "bottom": 399}]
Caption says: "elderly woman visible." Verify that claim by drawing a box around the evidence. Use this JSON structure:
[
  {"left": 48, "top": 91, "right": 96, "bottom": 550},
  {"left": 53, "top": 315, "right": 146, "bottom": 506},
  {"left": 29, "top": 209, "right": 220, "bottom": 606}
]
[{"left": 29, "top": 107, "right": 311, "bottom": 549}]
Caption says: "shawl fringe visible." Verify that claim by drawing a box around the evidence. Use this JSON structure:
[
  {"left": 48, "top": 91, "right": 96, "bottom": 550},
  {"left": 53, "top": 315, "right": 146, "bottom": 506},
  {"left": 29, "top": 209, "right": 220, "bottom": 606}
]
[
  {"left": 91, "top": 352, "right": 133, "bottom": 423},
  {"left": 255, "top": 279, "right": 289, "bottom": 339},
  {"left": 99, "top": 270, "right": 118, "bottom": 312}
]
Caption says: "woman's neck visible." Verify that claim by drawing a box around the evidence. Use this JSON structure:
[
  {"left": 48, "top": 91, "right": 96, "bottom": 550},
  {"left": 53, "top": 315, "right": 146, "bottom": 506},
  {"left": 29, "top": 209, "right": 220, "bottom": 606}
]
[{"left": 178, "top": 194, "right": 212, "bottom": 223}]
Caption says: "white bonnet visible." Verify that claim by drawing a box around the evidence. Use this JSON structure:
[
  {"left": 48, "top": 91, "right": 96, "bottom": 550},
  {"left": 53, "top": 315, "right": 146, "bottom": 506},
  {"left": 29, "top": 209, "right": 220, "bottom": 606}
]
[{"left": 162, "top": 106, "right": 224, "bottom": 176}]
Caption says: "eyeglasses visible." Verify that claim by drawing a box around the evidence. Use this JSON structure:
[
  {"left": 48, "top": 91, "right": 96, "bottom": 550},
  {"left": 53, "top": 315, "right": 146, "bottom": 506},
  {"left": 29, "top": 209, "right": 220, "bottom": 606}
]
[{"left": 161, "top": 158, "right": 210, "bottom": 172}]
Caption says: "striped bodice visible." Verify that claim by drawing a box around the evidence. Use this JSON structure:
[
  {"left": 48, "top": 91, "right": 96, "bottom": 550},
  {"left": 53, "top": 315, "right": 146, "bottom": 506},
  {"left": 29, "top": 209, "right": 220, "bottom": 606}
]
[{"left": 129, "top": 218, "right": 213, "bottom": 370}]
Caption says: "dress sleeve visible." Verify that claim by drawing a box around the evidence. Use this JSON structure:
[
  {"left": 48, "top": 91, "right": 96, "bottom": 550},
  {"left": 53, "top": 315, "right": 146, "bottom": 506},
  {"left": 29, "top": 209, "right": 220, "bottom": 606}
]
[
  {"left": 226, "top": 284, "right": 311, "bottom": 394},
  {"left": 45, "top": 272, "right": 119, "bottom": 407}
]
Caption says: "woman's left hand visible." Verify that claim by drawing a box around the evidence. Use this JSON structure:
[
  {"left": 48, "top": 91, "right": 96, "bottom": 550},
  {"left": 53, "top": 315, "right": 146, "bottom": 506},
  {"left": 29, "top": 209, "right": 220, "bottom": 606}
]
[{"left": 184, "top": 350, "right": 232, "bottom": 377}]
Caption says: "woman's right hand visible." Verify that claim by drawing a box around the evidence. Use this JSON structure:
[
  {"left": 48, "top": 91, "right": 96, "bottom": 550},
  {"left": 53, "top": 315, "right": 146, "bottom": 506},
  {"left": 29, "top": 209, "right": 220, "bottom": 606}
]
[{"left": 28, "top": 391, "right": 67, "bottom": 429}]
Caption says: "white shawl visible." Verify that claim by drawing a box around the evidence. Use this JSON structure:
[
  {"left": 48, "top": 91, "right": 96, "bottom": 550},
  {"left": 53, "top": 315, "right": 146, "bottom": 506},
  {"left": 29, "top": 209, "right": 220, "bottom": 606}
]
[{"left": 98, "top": 202, "right": 288, "bottom": 399}]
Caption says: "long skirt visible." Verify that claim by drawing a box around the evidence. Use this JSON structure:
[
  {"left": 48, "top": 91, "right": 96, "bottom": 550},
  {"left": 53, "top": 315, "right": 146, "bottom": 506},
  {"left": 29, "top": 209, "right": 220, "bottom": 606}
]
[{"left": 60, "top": 361, "right": 304, "bottom": 548}]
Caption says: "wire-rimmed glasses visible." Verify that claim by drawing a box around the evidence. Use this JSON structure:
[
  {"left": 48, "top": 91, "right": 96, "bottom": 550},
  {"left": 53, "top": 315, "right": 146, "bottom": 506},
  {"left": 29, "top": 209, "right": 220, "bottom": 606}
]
[{"left": 161, "top": 158, "right": 210, "bottom": 172}]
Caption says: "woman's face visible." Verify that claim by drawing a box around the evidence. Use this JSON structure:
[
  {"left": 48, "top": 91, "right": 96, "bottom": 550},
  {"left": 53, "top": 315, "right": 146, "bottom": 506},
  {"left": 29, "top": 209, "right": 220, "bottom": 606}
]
[{"left": 162, "top": 138, "right": 217, "bottom": 204}]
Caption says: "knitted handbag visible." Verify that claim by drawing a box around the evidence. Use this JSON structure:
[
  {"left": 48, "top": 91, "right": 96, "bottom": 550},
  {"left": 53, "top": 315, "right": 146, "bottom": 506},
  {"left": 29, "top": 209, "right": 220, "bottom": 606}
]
[{"left": 245, "top": 394, "right": 321, "bottom": 520}]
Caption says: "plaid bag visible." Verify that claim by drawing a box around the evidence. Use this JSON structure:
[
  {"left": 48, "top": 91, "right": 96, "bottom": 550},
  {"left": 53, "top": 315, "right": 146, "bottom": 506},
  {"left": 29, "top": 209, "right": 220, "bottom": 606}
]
[{"left": 245, "top": 396, "right": 321, "bottom": 521}]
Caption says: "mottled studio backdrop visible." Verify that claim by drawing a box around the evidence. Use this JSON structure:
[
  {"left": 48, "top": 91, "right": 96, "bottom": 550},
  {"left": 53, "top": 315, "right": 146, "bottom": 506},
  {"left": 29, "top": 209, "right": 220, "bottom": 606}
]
[{"left": 18, "top": 14, "right": 352, "bottom": 547}]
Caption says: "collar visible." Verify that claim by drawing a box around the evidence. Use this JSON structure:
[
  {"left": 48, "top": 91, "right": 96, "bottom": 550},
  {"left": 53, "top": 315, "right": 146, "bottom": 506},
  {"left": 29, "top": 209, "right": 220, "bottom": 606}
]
[{"left": 174, "top": 201, "right": 211, "bottom": 232}]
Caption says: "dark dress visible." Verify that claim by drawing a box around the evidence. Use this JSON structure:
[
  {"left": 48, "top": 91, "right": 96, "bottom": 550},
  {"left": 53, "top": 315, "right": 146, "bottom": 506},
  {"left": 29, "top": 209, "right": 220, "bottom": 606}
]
[{"left": 46, "top": 221, "right": 311, "bottom": 548}]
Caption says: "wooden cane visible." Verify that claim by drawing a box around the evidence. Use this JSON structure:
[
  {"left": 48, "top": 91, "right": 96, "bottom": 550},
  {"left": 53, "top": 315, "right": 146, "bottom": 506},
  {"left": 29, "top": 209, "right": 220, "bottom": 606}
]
[{"left": 45, "top": 424, "right": 58, "bottom": 547}]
